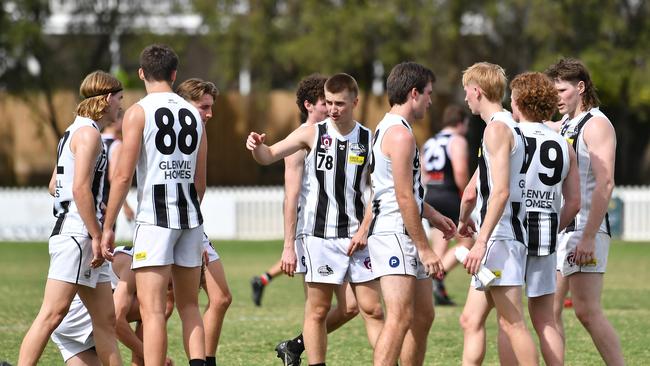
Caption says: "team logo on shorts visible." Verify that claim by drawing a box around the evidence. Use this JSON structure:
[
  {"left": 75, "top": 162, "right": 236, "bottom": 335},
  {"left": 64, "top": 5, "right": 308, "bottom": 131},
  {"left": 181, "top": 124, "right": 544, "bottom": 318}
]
[
  {"left": 318, "top": 265, "right": 334, "bottom": 276},
  {"left": 301, "top": 256, "right": 306, "bottom": 267},
  {"left": 389, "top": 256, "right": 400, "bottom": 268},
  {"left": 409, "top": 258, "right": 417, "bottom": 268},
  {"left": 84, "top": 269, "right": 91, "bottom": 279},
  {"left": 364, "top": 257, "right": 372, "bottom": 270},
  {"left": 135, "top": 251, "right": 147, "bottom": 261}
]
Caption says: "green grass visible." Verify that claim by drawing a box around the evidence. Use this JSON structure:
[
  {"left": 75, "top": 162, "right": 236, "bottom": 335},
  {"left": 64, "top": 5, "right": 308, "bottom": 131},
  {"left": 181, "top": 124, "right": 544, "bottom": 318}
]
[{"left": 1, "top": 240, "right": 649, "bottom": 365}]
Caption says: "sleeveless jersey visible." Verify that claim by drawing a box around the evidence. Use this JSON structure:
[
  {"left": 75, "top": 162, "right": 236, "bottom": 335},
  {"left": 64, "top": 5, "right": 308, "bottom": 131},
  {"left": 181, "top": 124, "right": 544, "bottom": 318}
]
[
  {"left": 101, "top": 133, "right": 119, "bottom": 206},
  {"left": 51, "top": 116, "right": 107, "bottom": 237},
  {"left": 476, "top": 111, "right": 526, "bottom": 244},
  {"left": 295, "top": 119, "right": 372, "bottom": 239},
  {"left": 518, "top": 122, "right": 570, "bottom": 255},
  {"left": 369, "top": 113, "right": 425, "bottom": 235},
  {"left": 135, "top": 92, "right": 204, "bottom": 229},
  {"left": 422, "top": 131, "right": 458, "bottom": 193},
  {"left": 559, "top": 107, "right": 611, "bottom": 235}
]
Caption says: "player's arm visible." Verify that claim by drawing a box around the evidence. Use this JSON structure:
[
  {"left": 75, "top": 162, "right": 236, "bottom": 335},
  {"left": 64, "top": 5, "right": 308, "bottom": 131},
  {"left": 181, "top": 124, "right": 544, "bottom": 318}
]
[
  {"left": 348, "top": 182, "right": 374, "bottom": 256},
  {"left": 464, "top": 122, "right": 512, "bottom": 275},
  {"left": 422, "top": 202, "right": 456, "bottom": 239},
  {"left": 558, "top": 147, "right": 580, "bottom": 232},
  {"left": 112, "top": 253, "right": 144, "bottom": 359},
  {"left": 70, "top": 126, "right": 104, "bottom": 267},
  {"left": 449, "top": 134, "right": 470, "bottom": 192},
  {"left": 544, "top": 120, "right": 563, "bottom": 132},
  {"left": 48, "top": 166, "right": 57, "bottom": 196},
  {"left": 102, "top": 105, "right": 144, "bottom": 258},
  {"left": 194, "top": 125, "right": 208, "bottom": 202},
  {"left": 246, "top": 125, "right": 315, "bottom": 165},
  {"left": 280, "top": 148, "right": 305, "bottom": 276},
  {"left": 577, "top": 117, "right": 616, "bottom": 262},
  {"left": 385, "top": 125, "right": 443, "bottom": 277},
  {"left": 457, "top": 169, "right": 478, "bottom": 237},
  {"left": 109, "top": 141, "right": 135, "bottom": 221}
]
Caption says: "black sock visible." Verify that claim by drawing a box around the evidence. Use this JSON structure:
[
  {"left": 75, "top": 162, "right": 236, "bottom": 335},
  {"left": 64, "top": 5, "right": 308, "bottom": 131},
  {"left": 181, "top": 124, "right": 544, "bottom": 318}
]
[
  {"left": 189, "top": 359, "right": 206, "bottom": 366},
  {"left": 288, "top": 333, "right": 305, "bottom": 353},
  {"left": 309, "top": 363, "right": 326, "bottom": 366},
  {"left": 206, "top": 356, "right": 216, "bottom": 366}
]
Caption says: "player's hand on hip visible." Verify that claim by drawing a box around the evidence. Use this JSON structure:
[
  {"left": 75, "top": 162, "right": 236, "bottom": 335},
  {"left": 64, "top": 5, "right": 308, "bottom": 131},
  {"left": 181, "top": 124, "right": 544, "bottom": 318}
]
[
  {"left": 100, "top": 229, "right": 115, "bottom": 262},
  {"left": 281, "top": 245, "right": 297, "bottom": 277},
  {"left": 464, "top": 239, "right": 486, "bottom": 275},
  {"left": 419, "top": 247, "right": 444, "bottom": 278},
  {"left": 246, "top": 132, "right": 266, "bottom": 151}
]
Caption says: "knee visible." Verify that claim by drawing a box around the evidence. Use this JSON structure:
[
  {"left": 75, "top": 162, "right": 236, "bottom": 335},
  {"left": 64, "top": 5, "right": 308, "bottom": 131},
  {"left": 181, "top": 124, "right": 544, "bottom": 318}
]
[
  {"left": 386, "top": 306, "right": 413, "bottom": 329},
  {"left": 341, "top": 304, "right": 360, "bottom": 320},
  {"left": 209, "top": 291, "right": 232, "bottom": 313},
  {"left": 459, "top": 311, "right": 481, "bottom": 333},
  {"left": 40, "top": 308, "right": 68, "bottom": 330},
  {"left": 358, "top": 302, "right": 383, "bottom": 321},
  {"left": 574, "top": 304, "right": 599, "bottom": 328},
  {"left": 306, "top": 302, "right": 331, "bottom": 322}
]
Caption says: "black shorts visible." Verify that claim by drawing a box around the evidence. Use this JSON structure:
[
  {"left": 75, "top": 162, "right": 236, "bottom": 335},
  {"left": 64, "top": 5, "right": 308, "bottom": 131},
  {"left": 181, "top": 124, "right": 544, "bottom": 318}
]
[{"left": 424, "top": 187, "right": 461, "bottom": 225}]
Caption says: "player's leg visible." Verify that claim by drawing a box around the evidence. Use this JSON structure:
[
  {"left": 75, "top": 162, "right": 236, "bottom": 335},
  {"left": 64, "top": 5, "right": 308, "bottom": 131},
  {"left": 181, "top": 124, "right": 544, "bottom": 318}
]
[
  {"left": 441, "top": 236, "right": 474, "bottom": 274},
  {"left": 351, "top": 280, "right": 384, "bottom": 348},
  {"left": 18, "top": 279, "right": 77, "bottom": 365},
  {"left": 325, "top": 281, "right": 359, "bottom": 332},
  {"left": 65, "top": 349, "right": 101, "bottom": 366},
  {"left": 135, "top": 265, "right": 173, "bottom": 365},
  {"left": 459, "top": 286, "right": 492, "bottom": 366},
  {"left": 553, "top": 271, "right": 569, "bottom": 342},
  {"left": 528, "top": 294, "right": 564, "bottom": 366},
  {"left": 400, "top": 277, "right": 434, "bottom": 366},
  {"left": 173, "top": 264, "right": 206, "bottom": 361},
  {"left": 373, "top": 275, "right": 416, "bottom": 366},
  {"left": 303, "top": 282, "right": 336, "bottom": 364},
  {"left": 78, "top": 281, "right": 121, "bottom": 366},
  {"left": 491, "top": 286, "right": 539, "bottom": 366},
  {"left": 569, "top": 272, "right": 624, "bottom": 366},
  {"left": 251, "top": 259, "right": 283, "bottom": 306},
  {"left": 203, "top": 258, "right": 232, "bottom": 366}
]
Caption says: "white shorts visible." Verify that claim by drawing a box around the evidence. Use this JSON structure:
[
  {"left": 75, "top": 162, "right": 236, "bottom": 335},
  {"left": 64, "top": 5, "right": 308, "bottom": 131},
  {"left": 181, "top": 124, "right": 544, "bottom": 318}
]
[
  {"left": 50, "top": 295, "right": 94, "bottom": 362},
  {"left": 557, "top": 231, "right": 610, "bottom": 276},
  {"left": 132, "top": 224, "right": 204, "bottom": 269},
  {"left": 202, "top": 233, "right": 221, "bottom": 263},
  {"left": 302, "top": 236, "right": 374, "bottom": 284},
  {"left": 368, "top": 233, "right": 428, "bottom": 280},
  {"left": 48, "top": 235, "right": 112, "bottom": 288},
  {"left": 472, "top": 239, "right": 527, "bottom": 289},
  {"left": 525, "top": 254, "right": 556, "bottom": 297},
  {"left": 295, "top": 237, "right": 307, "bottom": 274}
]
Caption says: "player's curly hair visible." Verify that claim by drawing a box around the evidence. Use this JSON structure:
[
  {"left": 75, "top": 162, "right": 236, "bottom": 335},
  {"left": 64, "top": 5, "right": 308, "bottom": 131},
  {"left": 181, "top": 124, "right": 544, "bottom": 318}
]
[
  {"left": 75, "top": 70, "right": 122, "bottom": 122},
  {"left": 176, "top": 78, "right": 219, "bottom": 102},
  {"left": 510, "top": 72, "right": 559, "bottom": 122},
  {"left": 545, "top": 58, "right": 600, "bottom": 110},
  {"left": 462, "top": 62, "right": 507, "bottom": 103},
  {"left": 296, "top": 74, "right": 327, "bottom": 123}
]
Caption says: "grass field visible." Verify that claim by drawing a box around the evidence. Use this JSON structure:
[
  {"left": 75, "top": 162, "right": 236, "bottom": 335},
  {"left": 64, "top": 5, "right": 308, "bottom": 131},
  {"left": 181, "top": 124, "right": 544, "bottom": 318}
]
[{"left": 1, "top": 240, "right": 649, "bottom": 365}]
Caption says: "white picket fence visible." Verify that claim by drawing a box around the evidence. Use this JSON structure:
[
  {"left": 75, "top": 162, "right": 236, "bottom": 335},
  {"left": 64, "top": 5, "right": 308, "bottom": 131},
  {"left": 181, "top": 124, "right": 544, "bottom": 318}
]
[{"left": 0, "top": 186, "right": 648, "bottom": 242}]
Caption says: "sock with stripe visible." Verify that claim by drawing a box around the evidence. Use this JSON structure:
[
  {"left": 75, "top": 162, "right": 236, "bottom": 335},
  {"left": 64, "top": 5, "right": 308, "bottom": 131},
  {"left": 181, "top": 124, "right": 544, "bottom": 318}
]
[{"left": 260, "top": 272, "right": 273, "bottom": 285}]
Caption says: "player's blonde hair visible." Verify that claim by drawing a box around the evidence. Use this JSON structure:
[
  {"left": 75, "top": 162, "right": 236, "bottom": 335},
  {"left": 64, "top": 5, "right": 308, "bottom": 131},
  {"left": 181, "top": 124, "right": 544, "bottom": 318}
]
[
  {"left": 75, "top": 70, "right": 122, "bottom": 121},
  {"left": 462, "top": 62, "right": 507, "bottom": 103},
  {"left": 510, "top": 72, "right": 559, "bottom": 122}
]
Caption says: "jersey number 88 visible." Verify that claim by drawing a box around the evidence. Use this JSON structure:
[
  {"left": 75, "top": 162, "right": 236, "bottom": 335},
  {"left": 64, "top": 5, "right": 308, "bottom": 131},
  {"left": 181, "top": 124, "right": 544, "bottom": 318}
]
[{"left": 154, "top": 107, "right": 199, "bottom": 155}]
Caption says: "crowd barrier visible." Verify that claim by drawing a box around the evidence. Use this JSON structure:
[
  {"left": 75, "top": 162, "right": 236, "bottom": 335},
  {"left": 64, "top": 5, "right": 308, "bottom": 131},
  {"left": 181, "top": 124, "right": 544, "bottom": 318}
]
[{"left": 0, "top": 186, "right": 647, "bottom": 242}]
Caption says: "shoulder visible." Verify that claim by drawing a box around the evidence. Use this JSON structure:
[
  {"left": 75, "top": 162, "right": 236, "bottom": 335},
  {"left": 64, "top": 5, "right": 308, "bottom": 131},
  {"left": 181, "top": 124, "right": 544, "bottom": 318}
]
[
  {"left": 583, "top": 115, "right": 615, "bottom": 146},
  {"left": 384, "top": 123, "right": 415, "bottom": 144},
  {"left": 484, "top": 119, "right": 511, "bottom": 137}
]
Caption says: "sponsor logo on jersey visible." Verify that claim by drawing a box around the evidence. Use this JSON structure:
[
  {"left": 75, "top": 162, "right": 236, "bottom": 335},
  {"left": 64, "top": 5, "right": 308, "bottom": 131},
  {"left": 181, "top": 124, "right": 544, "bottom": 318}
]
[
  {"left": 318, "top": 264, "right": 334, "bottom": 276},
  {"left": 350, "top": 143, "right": 366, "bottom": 154},
  {"left": 348, "top": 155, "right": 365, "bottom": 165},
  {"left": 389, "top": 256, "right": 400, "bottom": 268},
  {"left": 321, "top": 134, "right": 332, "bottom": 150},
  {"left": 135, "top": 251, "right": 147, "bottom": 261},
  {"left": 364, "top": 256, "right": 372, "bottom": 270}
]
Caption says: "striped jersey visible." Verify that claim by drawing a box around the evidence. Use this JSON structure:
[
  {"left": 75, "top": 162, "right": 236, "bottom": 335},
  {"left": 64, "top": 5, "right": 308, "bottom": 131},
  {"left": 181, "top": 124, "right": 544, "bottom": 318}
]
[
  {"left": 422, "top": 131, "right": 458, "bottom": 193},
  {"left": 559, "top": 107, "right": 612, "bottom": 235},
  {"left": 295, "top": 118, "right": 372, "bottom": 239},
  {"left": 518, "top": 122, "right": 570, "bottom": 255},
  {"left": 135, "top": 92, "right": 204, "bottom": 229},
  {"left": 51, "top": 116, "right": 107, "bottom": 237},
  {"left": 476, "top": 111, "right": 526, "bottom": 244},
  {"left": 368, "top": 113, "right": 425, "bottom": 235},
  {"left": 101, "top": 133, "right": 119, "bottom": 207}
]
